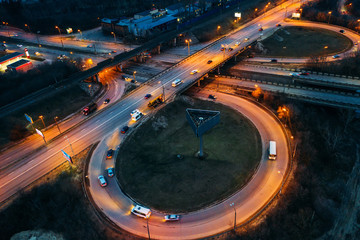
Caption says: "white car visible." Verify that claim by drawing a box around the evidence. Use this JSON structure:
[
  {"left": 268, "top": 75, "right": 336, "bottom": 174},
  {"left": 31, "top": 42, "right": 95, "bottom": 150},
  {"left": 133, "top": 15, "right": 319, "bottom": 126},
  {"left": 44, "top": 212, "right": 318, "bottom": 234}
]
[
  {"left": 98, "top": 175, "right": 107, "bottom": 187},
  {"left": 190, "top": 69, "right": 199, "bottom": 75},
  {"left": 164, "top": 215, "right": 180, "bottom": 221},
  {"left": 244, "top": 37, "right": 249, "bottom": 41},
  {"left": 131, "top": 109, "right": 143, "bottom": 121},
  {"left": 235, "top": 41, "right": 240, "bottom": 46},
  {"left": 17, "top": 44, "right": 23, "bottom": 48}
]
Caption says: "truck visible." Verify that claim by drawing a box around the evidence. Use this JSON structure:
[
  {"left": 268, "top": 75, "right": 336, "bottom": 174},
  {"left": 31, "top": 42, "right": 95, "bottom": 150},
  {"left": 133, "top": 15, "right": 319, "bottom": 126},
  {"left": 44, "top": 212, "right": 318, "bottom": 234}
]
[
  {"left": 82, "top": 103, "right": 97, "bottom": 116},
  {"left": 148, "top": 94, "right": 164, "bottom": 108},
  {"left": 269, "top": 141, "right": 277, "bottom": 160}
]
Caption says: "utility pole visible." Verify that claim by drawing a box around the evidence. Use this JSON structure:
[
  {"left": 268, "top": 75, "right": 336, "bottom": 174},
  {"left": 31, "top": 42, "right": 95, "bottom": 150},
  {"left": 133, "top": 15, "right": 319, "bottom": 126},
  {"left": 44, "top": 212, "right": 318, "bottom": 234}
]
[
  {"left": 230, "top": 203, "right": 236, "bottom": 231},
  {"left": 147, "top": 218, "right": 151, "bottom": 240},
  {"left": 54, "top": 116, "right": 61, "bottom": 133},
  {"left": 64, "top": 135, "right": 74, "bottom": 156}
]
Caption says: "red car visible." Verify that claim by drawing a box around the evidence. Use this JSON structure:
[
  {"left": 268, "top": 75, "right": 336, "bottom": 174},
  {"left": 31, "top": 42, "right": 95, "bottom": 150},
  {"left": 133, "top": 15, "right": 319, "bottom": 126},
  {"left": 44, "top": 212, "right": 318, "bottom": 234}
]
[
  {"left": 300, "top": 72, "right": 309, "bottom": 75},
  {"left": 258, "top": 28, "right": 263, "bottom": 31}
]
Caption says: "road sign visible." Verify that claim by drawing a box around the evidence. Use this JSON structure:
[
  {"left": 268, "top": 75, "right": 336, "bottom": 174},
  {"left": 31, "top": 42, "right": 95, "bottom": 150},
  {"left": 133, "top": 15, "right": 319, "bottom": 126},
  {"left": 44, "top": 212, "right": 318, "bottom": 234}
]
[
  {"left": 186, "top": 108, "right": 220, "bottom": 137},
  {"left": 35, "top": 128, "right": 44, "bottom": 138},
  {"left": 24, "top": 113, "right": 33, "bottom": 124},
  {"left": 61, "top": 149, "right": 73, "bottom": 164}
]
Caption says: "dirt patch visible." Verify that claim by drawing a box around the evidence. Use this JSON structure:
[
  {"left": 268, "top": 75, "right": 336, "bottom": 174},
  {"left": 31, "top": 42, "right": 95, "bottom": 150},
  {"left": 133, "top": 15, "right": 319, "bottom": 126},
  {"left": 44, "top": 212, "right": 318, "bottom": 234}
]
[{"left": 116, "top": 96, "right": 262, "bottom": 213}]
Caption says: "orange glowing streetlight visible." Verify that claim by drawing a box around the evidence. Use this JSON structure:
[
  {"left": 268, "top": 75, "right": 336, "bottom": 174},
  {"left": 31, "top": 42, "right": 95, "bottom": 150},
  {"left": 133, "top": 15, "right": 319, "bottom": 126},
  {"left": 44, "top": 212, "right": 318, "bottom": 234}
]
[
  {"left": 185, "top": 39, "right": 192, "bottom": 56},
  {"left": 328, "top": 11, "right": 332, "bottom": 24}
]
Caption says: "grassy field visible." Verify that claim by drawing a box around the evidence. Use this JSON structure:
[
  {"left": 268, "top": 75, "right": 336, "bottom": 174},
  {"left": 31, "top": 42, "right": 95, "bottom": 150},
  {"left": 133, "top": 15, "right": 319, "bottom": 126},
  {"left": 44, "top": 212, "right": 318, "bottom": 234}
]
[
  {"left": 0, "top": 84, "right": 93, "bottom": 147},
  {"left": 116, "top": 97, "right": 262, "bottom": 212},
  {"left": 260, "top": 27, "right": 352, "bottom": 57}
]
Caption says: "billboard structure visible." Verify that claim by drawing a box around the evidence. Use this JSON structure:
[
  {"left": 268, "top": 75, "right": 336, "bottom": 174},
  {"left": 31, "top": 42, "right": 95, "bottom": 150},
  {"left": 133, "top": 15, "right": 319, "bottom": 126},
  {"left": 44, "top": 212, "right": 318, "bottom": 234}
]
[{"left": 186, "top": 108, "right": 220, "bottom": 158}]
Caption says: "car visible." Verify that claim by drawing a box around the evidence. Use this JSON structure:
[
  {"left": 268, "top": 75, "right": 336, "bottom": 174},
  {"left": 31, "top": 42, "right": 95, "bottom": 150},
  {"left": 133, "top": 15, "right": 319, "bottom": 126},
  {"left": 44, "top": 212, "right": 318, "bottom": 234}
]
[
  {"left": 131, "top": 79, "right": 137, "bottom": 83},
  {"left": 17, "top": 44, "right": 23, "bottom": 48},
  {"left": 258, "top": 28, "right": 263, "bottom": 31},
  {"left": 111, "top": 50, "right": 117, "bottom": 53},
  {"left": 208, "top": 94, "right": 216, "bottom": 99},
  {"left": 289, "top": 72, "right": 299, "bottom": 76},
  {"left": 300, "top": 72, "right": 310, "bottom": 75},
  {"left": 104, "top": 98, "right": 110, "bottom": 104},
  {"left": 106, "top": 149, "right": 114, "bottom": 159},
  {"left": 247, "top": 54, "right": 254, "bottom": 58},
  {"left": 98, "top": 175, "right": 107, "bottom": 187},
  {"left": 339, "top": 29, "right": 345, "bottom": 33},
  {"left": 228, "top": 47, "right": 233, "bottom": 51},
  {"left": 121, "top": 126, "right": 129, "bottom": 134},
  {"left": 87, "top": 45, "right": 92, "bottom": 48},
  {"left": 271, "top": 59, "right": 278, "bottom": 62},
  {"left": 244, "top": 37, "right": 249, "bottom": 41},
  {"left": 107, "top": 168, "right": 114, "bottom": 178},
  {"left": 276, "top": 24, "right": 282, "bottom": 27},
  {"left": 221, "top": 47, "right": 225, "bottom": 51},
  {"left": 207, "top": 60, "right": 213, "bottom": 64},
  {"left": 190, "top": 69, "right": 199, "bottom": 75},
  {"left": 131, "top": 109, "right": 143, "bottom": 121},
  {"left": 235, "top": 41, "right": 240, "bottom": 46},
  {"left": 332, "top": 55, "right": 340, "bottom": 59},
  {"left": 35, "top": 52, "right": 41, "bottom": 56},
  {"left": 164, "top": 214, "right": 180, "bottom": 221},
  {"left": 144, "top": 94, "right": 152, "bottom": 99}
]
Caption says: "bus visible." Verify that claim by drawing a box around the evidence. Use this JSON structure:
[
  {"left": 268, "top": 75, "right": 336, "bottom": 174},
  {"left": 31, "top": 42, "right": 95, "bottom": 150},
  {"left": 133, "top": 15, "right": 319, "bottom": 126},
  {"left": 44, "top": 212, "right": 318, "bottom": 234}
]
[{"left": 269, "top": 141, "right": 277, "bottom": 160}]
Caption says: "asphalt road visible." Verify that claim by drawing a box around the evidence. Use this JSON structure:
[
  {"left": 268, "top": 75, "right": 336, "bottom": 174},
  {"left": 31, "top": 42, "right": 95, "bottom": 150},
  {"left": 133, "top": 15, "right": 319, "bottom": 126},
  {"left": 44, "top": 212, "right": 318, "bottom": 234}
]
[
  {"left": 246, "top": 20, "right": 360, "bottom": 63},
  {"left": 88, "top": 90, "right": 289, "bottom": 239},
  {"left": 0, "top": 0, "right": 302, "bottom": 237}
]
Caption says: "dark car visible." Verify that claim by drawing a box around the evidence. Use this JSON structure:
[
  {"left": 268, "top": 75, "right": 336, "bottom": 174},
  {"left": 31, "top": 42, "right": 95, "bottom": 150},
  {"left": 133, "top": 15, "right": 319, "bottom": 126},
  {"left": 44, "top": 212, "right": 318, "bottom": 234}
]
[
  {"left": 271, "top": 59, "right": 278, "bottom": 62},
  {"left": 208, "top": 94, "right": 216, "bottom": 100},
  {"left": 300, "top": 72, "right": 309, "bottom": 75},
  {"left": 106, "top": 149, "right": 114, "bottom": 159},
  {"left": 276, "top": 24, "right": 282, "bottom": 27},
  {"left": 339, "top": 29, "right": 345, "bottom": 33},
  {"left": 258, "top": 28, "right": 263, "bottom": 31},
  {"left": 104, "top": 98, "right": 110, "bottom": 104},
  {"left": 144, "top": 94, "right": 152, "bottom": 99},
  {"left": 121, "top": 126, "right": 129, "bottom": 134},
  {"left": 207, "top": 60, "right": 213, "bottom": 64},
  {"left": 228, "top": 48, "right": 233, "bottom": 51},
  {"left": 247, "top": 54, "right": 254, "bottom": 58},
  {"left": 221, "top": 47, "right": 225, "bottom": 51}
]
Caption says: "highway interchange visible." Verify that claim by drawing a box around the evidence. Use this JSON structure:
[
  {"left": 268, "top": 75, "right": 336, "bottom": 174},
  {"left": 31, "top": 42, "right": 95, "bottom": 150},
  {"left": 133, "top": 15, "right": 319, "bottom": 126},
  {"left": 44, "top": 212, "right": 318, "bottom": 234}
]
[{"left": 1, "top": 0, "right": 358, "bottom": 238}]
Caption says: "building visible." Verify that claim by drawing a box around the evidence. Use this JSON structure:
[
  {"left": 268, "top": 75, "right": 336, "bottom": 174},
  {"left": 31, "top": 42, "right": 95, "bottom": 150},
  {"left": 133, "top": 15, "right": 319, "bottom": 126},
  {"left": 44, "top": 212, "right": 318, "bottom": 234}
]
[
  {"left": 0, "top": 52, "right": 24, "bottom": 71},
  {"left": 102, "top": 8, "right": 177, "bottom": 38},
  {"left": 6, "top": 59, "right": 32, "bottom": 73},
  {"left": 115, "top": 9, "right": 177, "bottom": 37},
  {"left": 165, "top": 3, "right": 185, "bottom": 15}
]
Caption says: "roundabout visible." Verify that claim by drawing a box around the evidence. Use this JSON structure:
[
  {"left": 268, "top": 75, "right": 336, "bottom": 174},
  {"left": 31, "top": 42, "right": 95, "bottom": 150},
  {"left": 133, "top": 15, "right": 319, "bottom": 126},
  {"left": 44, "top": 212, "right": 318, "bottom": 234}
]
[{"left": 87, "top": 90, "right": 290, "bottom": 239}]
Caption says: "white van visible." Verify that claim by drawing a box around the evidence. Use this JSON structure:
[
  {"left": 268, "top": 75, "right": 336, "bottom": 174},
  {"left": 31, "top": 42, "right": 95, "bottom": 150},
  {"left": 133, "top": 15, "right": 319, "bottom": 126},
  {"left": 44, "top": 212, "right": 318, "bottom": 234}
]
[
  {"left": 131, "top": 205, "right": 151, "bottom": 219},
  {"left": 269, "top": 141, "right": 277, "bottom": 160},
  {"left": 172, "top": 79, "right": 182, "bottom": 87}
]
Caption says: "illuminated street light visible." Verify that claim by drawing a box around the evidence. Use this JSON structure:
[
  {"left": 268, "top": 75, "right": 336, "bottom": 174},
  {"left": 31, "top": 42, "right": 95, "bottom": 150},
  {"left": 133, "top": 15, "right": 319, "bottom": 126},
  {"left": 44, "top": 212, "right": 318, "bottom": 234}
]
[
  {"left": 3, "top": 22, "right": 10, "bottom": 37},
  {"left": 133, "top": 71, "right": 137, "bottom": 82},
  {"left": 328, "top": 11, "right": 332, "bottom": 24},
  {"left": 24, "top": 24, "right": 31, "bottom": 33},
  {"left": 185, "top": 39, "right": 192, "bottom": 56},
  {"left": 55, "top": 26, "right": 64, "bottom": 49},
  {"left": 78, "top": 29, "right": 82, "bottom": 41},
  {"left": 217, "top": 25, "right": 221, "bottom": 35},
  {"left": 39, "top": 115, "right": 46, "bottom": 128},
  {"left": 111, "top": 31, "right": 117, "bottom": 42}
]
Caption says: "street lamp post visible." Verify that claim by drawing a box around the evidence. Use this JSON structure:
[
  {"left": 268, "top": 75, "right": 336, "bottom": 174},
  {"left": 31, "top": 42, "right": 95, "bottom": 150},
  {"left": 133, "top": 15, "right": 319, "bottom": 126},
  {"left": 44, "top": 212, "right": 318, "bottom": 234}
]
[
  {"left": 39, "top": 115, "right": 46, "bottom": 128},
  {"left": 78, "top": 29, "right": 82, "bottom": 41},
  {"left": 111, "top": 31, "right": 116, "bottom": 42},
  {"left": 24, "top": 24, "right": 31, "bottom": 33},
  {"left": 133, "top": 71, "right": 137, "bottom": 82},
  {"left": 64, "top": 135, "right": 75, "bottom": 156},
  {"left": 185, "top": 39, "right": 191, "bottom": 56},
  {"left": 217, "top": 25, "right": 221, "bottom": 35},
  {"left": 3, "top": 22, "right": 10, "bottom": 37},
  {"left": 278, "top": 170, "right": 285, "bottom": 194},
  {"left": 55, "top": 26, "right": 64, "bottom": 49},
  {"left": 328, "top": 11, "right": 332, "bottom": 24},
  {"left": 54, "top": 116, "right": 61, "bottom": 134},
  {"left": 36, "top": 31, "right": 41, "bottom": 47},
  {"left": 146, "top": 218, "right": 151, "bottom": 240},
  {"left": 230, "top": 203, "right": 236, "bottom": 231}
]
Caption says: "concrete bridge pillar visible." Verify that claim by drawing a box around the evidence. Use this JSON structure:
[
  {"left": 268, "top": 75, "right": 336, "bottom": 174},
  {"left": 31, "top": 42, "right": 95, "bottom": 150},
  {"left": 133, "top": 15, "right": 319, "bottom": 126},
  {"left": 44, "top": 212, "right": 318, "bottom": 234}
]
[{"left": 95, "top": 73, "right": 100, "bottom": 82}]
